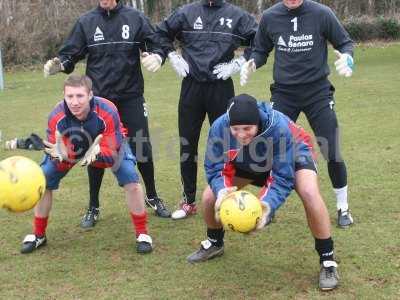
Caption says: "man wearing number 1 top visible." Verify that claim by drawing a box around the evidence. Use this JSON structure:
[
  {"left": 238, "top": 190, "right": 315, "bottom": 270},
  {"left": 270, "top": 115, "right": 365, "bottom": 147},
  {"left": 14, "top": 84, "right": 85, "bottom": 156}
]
[
  {"left": 240, "top": 0, "right": 354, "bottom": 228},
  {"left": 43, "top": 0, "right": 171, "bottom": 228}
]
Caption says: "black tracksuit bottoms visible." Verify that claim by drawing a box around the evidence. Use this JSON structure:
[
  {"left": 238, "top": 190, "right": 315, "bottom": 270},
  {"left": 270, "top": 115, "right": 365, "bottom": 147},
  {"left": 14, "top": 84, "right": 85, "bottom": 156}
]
[{"left": 179, "top": 77, "right": 234, "bottom": 203}]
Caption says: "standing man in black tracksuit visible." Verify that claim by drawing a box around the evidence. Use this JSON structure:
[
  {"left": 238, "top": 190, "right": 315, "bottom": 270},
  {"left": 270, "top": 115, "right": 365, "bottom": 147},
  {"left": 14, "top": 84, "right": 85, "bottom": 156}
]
[
  {"left": 240, "top": 0, "right": 354, "bottom": 228},
  {"left": 156, "top": 0, "right": 257, "bottom": 220},
  {"left": 43, "top": 0, "right": 171, "bottom": 228}
]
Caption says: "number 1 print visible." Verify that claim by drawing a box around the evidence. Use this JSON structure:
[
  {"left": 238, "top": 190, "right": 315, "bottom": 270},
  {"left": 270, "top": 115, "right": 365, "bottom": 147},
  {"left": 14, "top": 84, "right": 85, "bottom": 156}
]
[{"left": 291, "top": 17, "right": 298, "bottom": 32}]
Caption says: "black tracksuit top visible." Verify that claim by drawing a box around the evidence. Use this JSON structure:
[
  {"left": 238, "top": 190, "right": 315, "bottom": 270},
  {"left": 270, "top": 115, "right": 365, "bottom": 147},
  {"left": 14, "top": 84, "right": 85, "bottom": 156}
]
[
  {"left": 58, "top": 2, "right": 164, "bottom": 102},
  {"left": 156, "top": 0, "right": 258, "bottom": 82},
  {"left": 251, "top": 0, "right": 354, "bottom": 85}
]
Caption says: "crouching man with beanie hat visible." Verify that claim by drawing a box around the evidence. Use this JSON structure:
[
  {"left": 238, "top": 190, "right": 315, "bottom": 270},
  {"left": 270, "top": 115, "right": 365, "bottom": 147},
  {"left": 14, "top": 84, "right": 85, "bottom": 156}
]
[{"left": 187, "top": 94, "right": 341, "bottom": 291}]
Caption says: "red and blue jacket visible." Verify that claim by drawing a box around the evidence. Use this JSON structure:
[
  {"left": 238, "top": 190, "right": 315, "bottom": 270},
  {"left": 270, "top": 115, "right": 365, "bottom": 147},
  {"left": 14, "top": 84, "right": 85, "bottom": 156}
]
[
  {"left": 46, "top": 96, "right": 126, "bottom": 170},
  {"left": 205, "top": 102, "right": 315, "bottom": 214}
]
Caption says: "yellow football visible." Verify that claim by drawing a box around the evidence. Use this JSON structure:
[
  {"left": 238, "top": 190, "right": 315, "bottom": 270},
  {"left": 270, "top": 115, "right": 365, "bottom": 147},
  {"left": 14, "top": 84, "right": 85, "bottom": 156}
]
[
  {"left": 219, "top": 190, "right": 262, "bottom": 233},
  {"left": 0, "top": 156, "right": 46, "bottom": 212}
]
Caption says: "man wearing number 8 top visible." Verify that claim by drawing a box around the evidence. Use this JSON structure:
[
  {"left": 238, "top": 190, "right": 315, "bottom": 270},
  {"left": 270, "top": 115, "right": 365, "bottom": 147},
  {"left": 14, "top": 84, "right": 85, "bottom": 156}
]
[
  {"left": 240, "top": 0, "right": 354, "bottom": 228},
  {"left": 43, "top": 0, "right": 171, "bottom": 228}
]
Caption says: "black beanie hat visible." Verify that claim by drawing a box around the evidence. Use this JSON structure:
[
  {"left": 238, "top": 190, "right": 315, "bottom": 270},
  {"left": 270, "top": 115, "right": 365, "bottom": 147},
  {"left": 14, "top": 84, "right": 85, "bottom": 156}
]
[{"left": 228, "top": 94, "right": 260, "bottom": 126}]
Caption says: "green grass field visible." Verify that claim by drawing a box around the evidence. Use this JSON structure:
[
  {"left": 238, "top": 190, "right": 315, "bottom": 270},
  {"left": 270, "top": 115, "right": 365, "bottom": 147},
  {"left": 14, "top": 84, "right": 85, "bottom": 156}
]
[{"left": 1, "top": 44, "right": 399, "bottom": 299}]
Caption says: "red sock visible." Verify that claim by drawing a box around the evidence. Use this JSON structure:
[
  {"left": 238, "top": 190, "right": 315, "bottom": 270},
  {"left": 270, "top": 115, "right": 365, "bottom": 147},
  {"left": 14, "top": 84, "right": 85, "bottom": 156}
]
[
  {"left": 130, "top": 212, "right": 148, "bottom": 237},
  {"left": 33, "top": 216, "right": 48, "bottom": 237}
]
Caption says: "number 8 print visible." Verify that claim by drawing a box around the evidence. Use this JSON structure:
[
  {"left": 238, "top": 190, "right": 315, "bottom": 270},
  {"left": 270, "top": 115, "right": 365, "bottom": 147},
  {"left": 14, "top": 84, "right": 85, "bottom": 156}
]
[{"left": 122, "top": 25, "right": 130, "bottom": 39}]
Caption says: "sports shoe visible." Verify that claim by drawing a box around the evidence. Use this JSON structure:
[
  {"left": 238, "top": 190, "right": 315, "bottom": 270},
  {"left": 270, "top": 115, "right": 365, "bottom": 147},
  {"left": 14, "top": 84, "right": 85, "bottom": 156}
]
[
  {"left": 187, "top": 239, "right": 224, "bottom": 263},
  {"left": 172, "top": 202, "right": 197, "bottom": 220},
  {"left": 80, "top": 207, "right": 100, "bottom": 229},
  {"left": 136, "top": 233, "right": 153, "bottom": 254},
  {"left": 21, "top": 234, "right": 47, "bottom": 254},
  {"left": 337, "top": 209, "right": 353, "bottom": 228},
  {"left": 319, "top": 260, "right": 339, "bottom": 290},
  {"left": 145, "top": 197, "right": 171, "bottom": 218}
]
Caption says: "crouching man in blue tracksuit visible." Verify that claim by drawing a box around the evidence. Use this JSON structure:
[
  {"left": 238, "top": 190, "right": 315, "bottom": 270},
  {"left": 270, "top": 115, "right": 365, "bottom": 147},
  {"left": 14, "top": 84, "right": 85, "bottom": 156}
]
[{"left": 187, "top": 94, "right": 340, "bottom": 291}]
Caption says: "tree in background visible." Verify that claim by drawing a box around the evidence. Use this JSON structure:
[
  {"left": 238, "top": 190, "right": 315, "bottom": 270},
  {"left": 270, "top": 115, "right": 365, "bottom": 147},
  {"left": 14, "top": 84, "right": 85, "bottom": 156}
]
[
  {"left": 125, "top": 0, "right": 400, "bottom": 19},
  {"left": 1, "top": 0, "right": 399, "bottom": 66}
]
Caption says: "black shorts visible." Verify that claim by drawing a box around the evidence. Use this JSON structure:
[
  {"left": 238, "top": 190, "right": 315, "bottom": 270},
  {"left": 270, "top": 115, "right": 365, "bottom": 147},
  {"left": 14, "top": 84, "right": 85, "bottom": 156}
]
[
  {"left": 234, "top": 160, "right": 317, "bottom": 188},
  {"left": 270, "top": 79, "right": 344, "bottom": 162},
  {"left": 270, "top": 78, "right": 334, "bottom": 121}
]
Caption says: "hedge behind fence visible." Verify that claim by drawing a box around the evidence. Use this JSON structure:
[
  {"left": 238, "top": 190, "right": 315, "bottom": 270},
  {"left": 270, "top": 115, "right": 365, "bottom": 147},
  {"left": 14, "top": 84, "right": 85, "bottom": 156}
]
[{"left": 345, "top": 17, "right": 400, "bottom": 41}]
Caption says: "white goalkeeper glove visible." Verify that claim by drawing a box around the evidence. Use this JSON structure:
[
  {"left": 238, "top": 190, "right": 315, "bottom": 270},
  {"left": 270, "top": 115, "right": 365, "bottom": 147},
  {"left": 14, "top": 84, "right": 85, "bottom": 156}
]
[
  {"left": 213, "top": 56, "right": 246, "bottom": 80},
  {"left": 334, "top": 50, "right": 353, "bottom": 77},
  {"left": 240, "top": 59, "right": 256, "bottom": 86},
  {"left": 168, "top": 51, "right": 189, "bottom": 78},
  {"left": 80, "top": 134, "right": 103, "bottom": 166},
  {"left": 5, "top": 138, "right": 18, "bottom": 150},
  {"left": 214, "top": 186, "right": 238, "bottom": 222},
  {"left": 43, "top": 131, "right": 68, "bottom": 162},
  {"left": 141, "top": 52, "right": 162, "bottom": 73},
  {"left": 43, "top": 57, "right": 64, "bottom": 78},
  {"left": 254, "top": 201, "right": 272, "bottom": 231}
]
